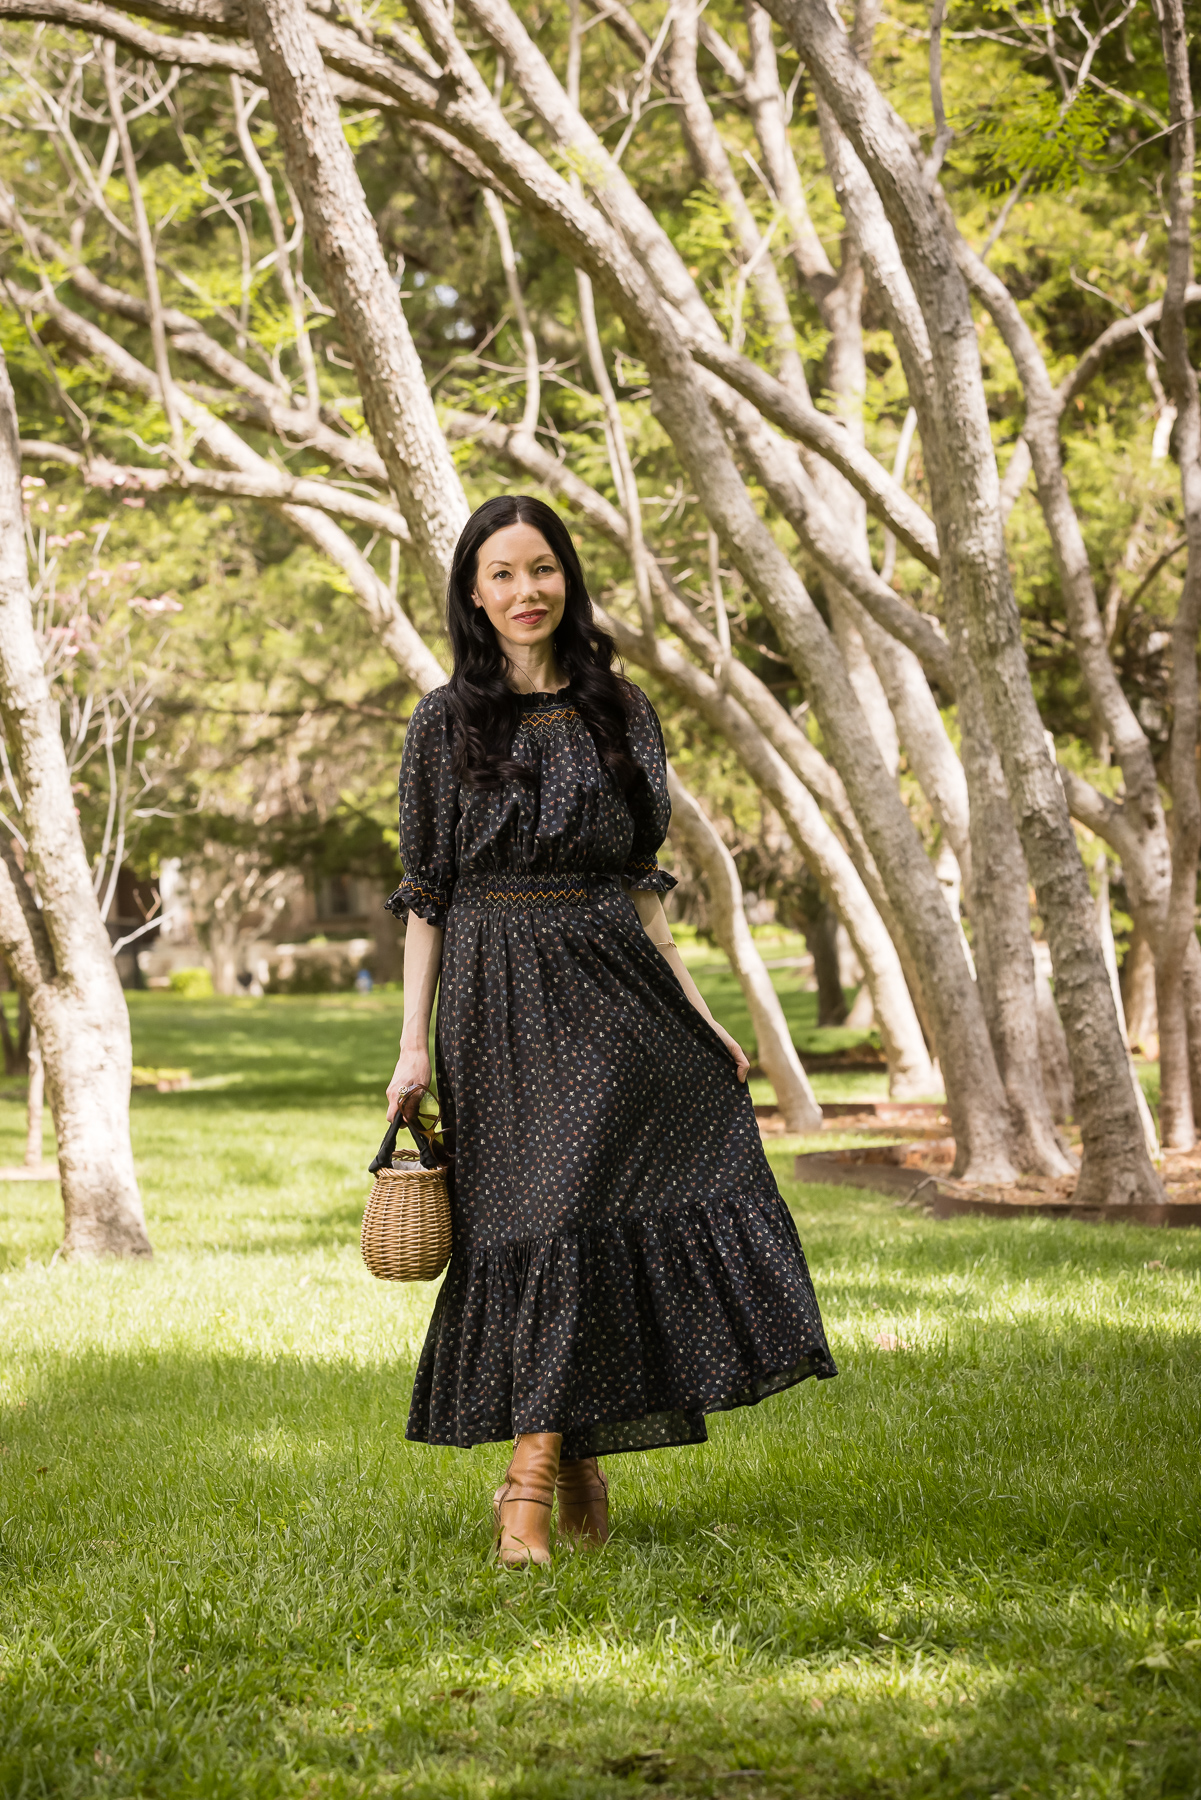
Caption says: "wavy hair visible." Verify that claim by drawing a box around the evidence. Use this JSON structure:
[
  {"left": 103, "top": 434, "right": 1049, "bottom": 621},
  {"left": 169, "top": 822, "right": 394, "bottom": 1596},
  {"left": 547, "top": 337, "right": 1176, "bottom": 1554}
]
[{"left": 444, "top": 495, "right": 639, "bottom": 791}]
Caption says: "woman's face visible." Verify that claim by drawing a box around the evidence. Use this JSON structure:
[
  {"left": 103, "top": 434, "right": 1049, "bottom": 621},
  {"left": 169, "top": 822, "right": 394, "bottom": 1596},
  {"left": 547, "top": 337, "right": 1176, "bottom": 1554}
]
[{"left": 472, "top": 522, "right": 567, "bottom": 654}]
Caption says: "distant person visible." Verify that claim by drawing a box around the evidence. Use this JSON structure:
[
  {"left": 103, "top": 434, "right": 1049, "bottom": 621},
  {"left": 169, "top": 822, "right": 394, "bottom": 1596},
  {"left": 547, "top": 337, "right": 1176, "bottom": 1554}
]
[
  {"left": 384, "top": 496, "right": 836, "bottom": 1566},
  {"left": 355, "top": 968, "right": 374, "bottom": 995}
]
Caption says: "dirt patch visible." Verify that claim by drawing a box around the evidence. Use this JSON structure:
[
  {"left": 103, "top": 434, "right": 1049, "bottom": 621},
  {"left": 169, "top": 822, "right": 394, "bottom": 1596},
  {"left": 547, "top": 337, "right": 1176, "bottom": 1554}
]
[{"left": 792, "top": 1131, "right": 1201, "bottom": 1228}]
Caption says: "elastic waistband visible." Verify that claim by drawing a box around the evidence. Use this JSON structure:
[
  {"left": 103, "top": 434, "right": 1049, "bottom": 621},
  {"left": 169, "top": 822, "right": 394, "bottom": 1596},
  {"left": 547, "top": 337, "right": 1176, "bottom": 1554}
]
[{"left": 451, "top": 871, "right": 622, "bottom": 911}]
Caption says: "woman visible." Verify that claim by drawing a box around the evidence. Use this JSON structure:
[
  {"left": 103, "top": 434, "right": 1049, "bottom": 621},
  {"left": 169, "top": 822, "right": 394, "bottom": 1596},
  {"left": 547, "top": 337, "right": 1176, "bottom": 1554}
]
[{"left": 386, "top": 496, "right": 836, "bottom": 1566}]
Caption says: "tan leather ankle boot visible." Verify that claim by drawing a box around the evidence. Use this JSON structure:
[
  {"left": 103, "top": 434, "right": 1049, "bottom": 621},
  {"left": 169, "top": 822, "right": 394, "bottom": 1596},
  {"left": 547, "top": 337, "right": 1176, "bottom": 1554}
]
[
  {"left": 493, "top": 1432, "right": 562, "bottom": 1566},
  {"left": 555, "top": 1456, "right": 609, "bottom": 1547}
]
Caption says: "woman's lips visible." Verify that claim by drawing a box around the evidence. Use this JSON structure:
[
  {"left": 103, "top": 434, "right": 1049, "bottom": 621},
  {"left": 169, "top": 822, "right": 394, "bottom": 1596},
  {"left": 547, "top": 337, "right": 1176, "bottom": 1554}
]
[{"left": 512, "top": 610, "right": 547, "bottom": 623}]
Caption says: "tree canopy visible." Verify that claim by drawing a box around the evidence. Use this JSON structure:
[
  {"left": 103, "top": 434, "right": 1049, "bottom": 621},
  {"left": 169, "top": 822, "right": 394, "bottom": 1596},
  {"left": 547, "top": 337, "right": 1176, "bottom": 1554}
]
[{"left": 0, "top": 0, "right": 1197, "bottom": 1200}]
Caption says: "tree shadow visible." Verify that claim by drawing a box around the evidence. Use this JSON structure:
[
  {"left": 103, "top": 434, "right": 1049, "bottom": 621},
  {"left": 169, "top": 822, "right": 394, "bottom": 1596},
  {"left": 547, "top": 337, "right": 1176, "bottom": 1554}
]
[{"left": 4, "top": 1318, "right": 1200, "bottom": 1799}]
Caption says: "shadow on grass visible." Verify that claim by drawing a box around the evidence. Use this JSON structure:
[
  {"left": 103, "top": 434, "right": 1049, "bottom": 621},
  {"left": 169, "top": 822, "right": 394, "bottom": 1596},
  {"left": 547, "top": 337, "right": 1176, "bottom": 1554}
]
[
  {"left": 3, "top": 1325, "right": 1201, "bottom": 1800},
  {"left": 5, "top": 1300, "right": 1200, "bottom": 1572}
]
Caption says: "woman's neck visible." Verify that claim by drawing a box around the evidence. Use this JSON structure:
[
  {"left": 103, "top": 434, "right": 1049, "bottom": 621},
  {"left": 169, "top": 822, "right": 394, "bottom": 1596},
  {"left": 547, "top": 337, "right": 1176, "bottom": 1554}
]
[{"left": 501, "top": 641, "right": 567, "bottom": 695}]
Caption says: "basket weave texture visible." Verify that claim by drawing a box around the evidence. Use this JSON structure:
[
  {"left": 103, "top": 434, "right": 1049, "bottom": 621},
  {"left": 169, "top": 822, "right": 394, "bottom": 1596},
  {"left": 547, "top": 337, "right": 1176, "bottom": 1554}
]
[{"left": 361, "top": 1149, "right": 452, "bottom": 1281}]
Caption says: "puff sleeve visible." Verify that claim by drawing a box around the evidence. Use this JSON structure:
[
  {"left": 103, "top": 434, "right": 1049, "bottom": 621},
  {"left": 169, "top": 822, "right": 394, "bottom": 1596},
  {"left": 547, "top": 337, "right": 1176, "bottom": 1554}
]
[
  {"left": 621, "top": 685, "right": 678, "bottom": 895},
  {"left": 385, "top": 690, "right": 460, "bottom": 926}
]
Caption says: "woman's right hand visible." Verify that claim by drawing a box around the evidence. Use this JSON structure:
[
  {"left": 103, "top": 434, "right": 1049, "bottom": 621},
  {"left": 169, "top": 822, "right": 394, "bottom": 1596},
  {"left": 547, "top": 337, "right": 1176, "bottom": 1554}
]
[{"left": 387, "top": 1047, "right": 432, "bottom": 1123}]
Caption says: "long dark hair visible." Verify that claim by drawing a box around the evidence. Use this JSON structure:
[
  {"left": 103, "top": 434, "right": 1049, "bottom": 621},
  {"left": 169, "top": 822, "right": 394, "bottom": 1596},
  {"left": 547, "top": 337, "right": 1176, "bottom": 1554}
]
[{"left": 444, "top": 495, "right": 638, "bottom": 790}]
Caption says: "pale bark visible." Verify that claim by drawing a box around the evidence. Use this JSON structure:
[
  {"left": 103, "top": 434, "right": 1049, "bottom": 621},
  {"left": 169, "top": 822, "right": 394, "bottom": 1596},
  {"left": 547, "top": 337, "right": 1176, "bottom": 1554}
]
[
  {"left": 1094, "top": 853, "right": 1159, "bottom": 1159},
  {"left": 961, "top": 707, "right": 1073, "bottom": 1174},
  {"left": 575, "top": 273, "right": 654, "bottom": 635},
  {"left": 0, "top": 344, "right": 150, "bottom": 1257},
  {"left": 694, "top": 371, "right": 954, "bottom": 686},
  {"left": 229, "top": 70, "right": 321, "bottom": 416},
  {"left": 18, "top": 440, "right": 413, "bottom": 543},
  {"left": 4, "top": 277, "right": 445, "bottom": 695},
  {"left": 851, "top": 594, "right": 970, "bottom": 882},
  {"left": 1122, "top": 930, "right": 1158, "bottom": 1058},
  {"left": 816, "top": 97, "right": 1069, "bottom": 1172},
  {"left": 3, "top": 0, "right": 1030, "bottom": 1174},
  {"left": 445, "top": 407, "right": 937, "bottom": 1075},
  {"left": 1154, "top": 0, "right": 1201, "bottom": 1152},
  {"left": 24, "top": 1023, "right": 44, "bottom": 1168},
  {"left": 458, "top": 0, "right": 942, "bottom": 593},
  {"left": 17, "top": 249, "right": 930, "bottom": 1109},
  {"left": 827, "top": 588, "right": 899, "bottom": 775},
  {"left": 244, "top": 0, "right": 469, "bottom": 598},
  {"left": 100, "top": 38, "right": 184, "bottom": 458},
  {"left": 672, "top": 31, "right": 963, "bottom": 1070},
  {"left": 483, "top": 188, "right": 541, "bottom": 437},
  {"left": 952, "top": 220, "right": 1192, "bottom": 1141},
  {"left": 594, "top": 607, "right": 937, "bottom": 1099},
  {"left": 1031, "top": 941, "right": 1074, "bottom": 1127},
  {"left": 668, "top": 0, "right": 807, "bottom": 395},
  {"left": 741, "top": 3, "right": 851, "bottom": 349},
  {"left": 665, "top": 766, "right": 822, "bottom": 1132},
  {"left": 682, "top": 331, "right": 941, "bottom": 572},
  {"left": 770, "top": 0, "right": 1163, "bottom": 1205},
  {"left": 0, "top": 0, "right": 256, "bottom": 67},
  {"left": 844, "top": 980, "right": 875, "bottom": 1032}
]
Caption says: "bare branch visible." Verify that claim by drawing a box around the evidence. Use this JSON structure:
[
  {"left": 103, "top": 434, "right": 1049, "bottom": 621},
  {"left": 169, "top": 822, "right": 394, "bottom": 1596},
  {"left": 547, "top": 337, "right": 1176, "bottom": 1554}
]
[
  {"left": 18, "top": 439, "right": 413, "bottom": 540},
  {"left": 0, "top": 0, "right": 258, "bottom": 73},
  {"left": 100, "top": 39, "right": 183, "bottom": 458},
  {"left": 482, "top": 189, "right": 541, "bottom": 437},
  {"left": 230, "top": 72, "right": 321, "bottom": 414},
  {"left": 684, "top": 331, "right": 940, "bottom": 569},
  {"left": 924, "top": 0, "right": 952, "bottom": 183},
  {"left": 669, "top": 0, "right": 807, "bottom": 395}
]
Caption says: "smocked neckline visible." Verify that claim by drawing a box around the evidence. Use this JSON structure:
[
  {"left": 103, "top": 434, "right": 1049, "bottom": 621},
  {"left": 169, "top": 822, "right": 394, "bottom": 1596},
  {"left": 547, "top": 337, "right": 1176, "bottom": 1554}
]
[{"left": 515, "top": 681, "right": 575, "bottom": 706}]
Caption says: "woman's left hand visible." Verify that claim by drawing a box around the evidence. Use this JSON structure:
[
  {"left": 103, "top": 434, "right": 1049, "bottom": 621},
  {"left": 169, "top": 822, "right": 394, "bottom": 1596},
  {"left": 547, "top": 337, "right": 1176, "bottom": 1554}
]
[{"left": 710, "top": 1023, "right": 751, "bottom": 1083}]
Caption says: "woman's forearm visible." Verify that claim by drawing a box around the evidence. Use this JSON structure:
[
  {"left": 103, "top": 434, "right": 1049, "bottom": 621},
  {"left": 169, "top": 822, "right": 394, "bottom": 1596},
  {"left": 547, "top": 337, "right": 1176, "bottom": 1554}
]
[
  {"left": 400, "top": 915, "right": 445, "bottom": 1051},
  {"left": 628, "top": 889, "right": 717, "bottom": 1026}
]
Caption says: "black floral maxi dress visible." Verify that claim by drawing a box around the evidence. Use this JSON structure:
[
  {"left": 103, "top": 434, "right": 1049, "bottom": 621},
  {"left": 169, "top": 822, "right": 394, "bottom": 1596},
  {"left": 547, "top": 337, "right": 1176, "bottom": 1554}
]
[{"left": 387, "top": 680, "right": 837, "bottom": 1460}]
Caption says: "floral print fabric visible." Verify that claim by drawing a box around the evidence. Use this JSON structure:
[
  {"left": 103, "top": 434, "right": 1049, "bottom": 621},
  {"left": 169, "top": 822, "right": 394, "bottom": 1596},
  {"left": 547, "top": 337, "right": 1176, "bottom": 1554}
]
[{"left": 389, "top": 681, "right": 837, "bottom": 1458}]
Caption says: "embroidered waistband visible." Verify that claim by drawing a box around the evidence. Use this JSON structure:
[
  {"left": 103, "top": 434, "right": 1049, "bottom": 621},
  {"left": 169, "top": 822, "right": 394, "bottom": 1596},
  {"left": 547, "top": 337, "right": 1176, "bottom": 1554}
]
[{"left": 451, "top": 871, "right": 621, "bottom": 910}]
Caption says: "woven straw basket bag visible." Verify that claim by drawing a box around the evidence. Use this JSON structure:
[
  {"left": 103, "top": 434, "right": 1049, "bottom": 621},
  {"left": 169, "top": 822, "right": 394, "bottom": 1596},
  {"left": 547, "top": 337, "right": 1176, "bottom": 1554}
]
[{"left": 361, "top": 1103, "right": 452, "bottom": 1282}]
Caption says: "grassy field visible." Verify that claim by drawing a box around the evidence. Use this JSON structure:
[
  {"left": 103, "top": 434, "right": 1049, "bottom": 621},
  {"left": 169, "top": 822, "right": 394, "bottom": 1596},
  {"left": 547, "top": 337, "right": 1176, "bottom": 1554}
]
[{"left": 1, "top": 993, "right": 1199, "bottom": 1799}]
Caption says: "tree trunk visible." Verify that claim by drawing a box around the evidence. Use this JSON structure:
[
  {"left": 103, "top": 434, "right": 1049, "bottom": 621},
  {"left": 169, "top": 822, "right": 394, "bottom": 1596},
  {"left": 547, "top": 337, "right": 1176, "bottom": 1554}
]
[
  {"left": 24, "top": 1023, "right": 44, "bottom": 1168},
  {"left": 598, "top": 609, "right": 937, "bottom": 1098},
  {"left": 809, "top": 82, "right": 1071, "bottom": 1177},
  {"left": 446, "top": 408, "right": 934, "bottom": 1095},
  {"left": 1181, "top": 934, "right": 1201, "bottom": 1119},
  {"left": 666, "top": 767, "right": 822, "bottom": 1132},
  {"left": 1094, "top": 853, "right": 1159, "bottom": 1159},
  {"left": 959, "top": 687, "right": 1074, "bottom": 1174},
  {"left": 245, "top": 0, "right": 469, "bottom": 598},
  {"left": 1155, "top": 0, "right": 1201, "bottom": 1154},
  {"left": 0, "top": 979, "right": 30, "bottom": 1075},
  {"left": 245, "top": 0, "right": 1002, "bottom": 1171},
  {"left": 206, "top": 923, "right": 241, "bottom": 997},
  {"left": 0, "top": 344, "right": 150, "bottom": 1257},
  {"left": 1031, "top": 943, "right": 1075, "bottom": 1128},
  {"left": 800, "top": 892, "right": 848, "bottom": 1026},
  {"left": 844, "top": 981, "right": 875, "bottom": 1032},
  {"left": 773, "top": 0, "right": 1163, "bottom": 1205},
  {"left": 1122, "top": 929, "right": 1159, "bottom": 1058}
]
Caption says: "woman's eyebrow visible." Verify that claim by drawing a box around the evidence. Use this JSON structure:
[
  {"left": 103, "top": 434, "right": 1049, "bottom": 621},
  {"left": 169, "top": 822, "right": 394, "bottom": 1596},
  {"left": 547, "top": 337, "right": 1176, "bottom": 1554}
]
[{"left": 484, "top": 554, "right": 557, "bottom": 570}]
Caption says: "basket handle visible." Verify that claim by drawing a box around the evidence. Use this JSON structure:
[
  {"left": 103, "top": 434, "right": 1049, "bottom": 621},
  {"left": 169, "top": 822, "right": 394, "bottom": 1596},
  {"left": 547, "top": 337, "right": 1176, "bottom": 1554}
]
[
  {"left": 369, "top": 1099, "right": 444, "bottom": 1174},
  {"left": 369, "top": 1112, "right": 405, "bottom": 1175}
]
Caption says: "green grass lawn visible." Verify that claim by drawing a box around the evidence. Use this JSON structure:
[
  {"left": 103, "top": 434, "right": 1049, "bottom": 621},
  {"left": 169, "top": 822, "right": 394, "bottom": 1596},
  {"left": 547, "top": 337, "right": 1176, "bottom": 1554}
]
[{"left": 1, "top": 995, "right": 1199, "bottom": 1799}]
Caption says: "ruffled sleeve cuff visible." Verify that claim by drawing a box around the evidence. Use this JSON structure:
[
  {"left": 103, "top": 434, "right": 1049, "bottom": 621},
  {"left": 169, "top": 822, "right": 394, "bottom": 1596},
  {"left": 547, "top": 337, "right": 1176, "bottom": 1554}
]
[
  {"left": 621, "top": 857, "right": 678, "bottom": 895},
  {"left": 385, "top": 877, "right": 451, "bottom": 926}
]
